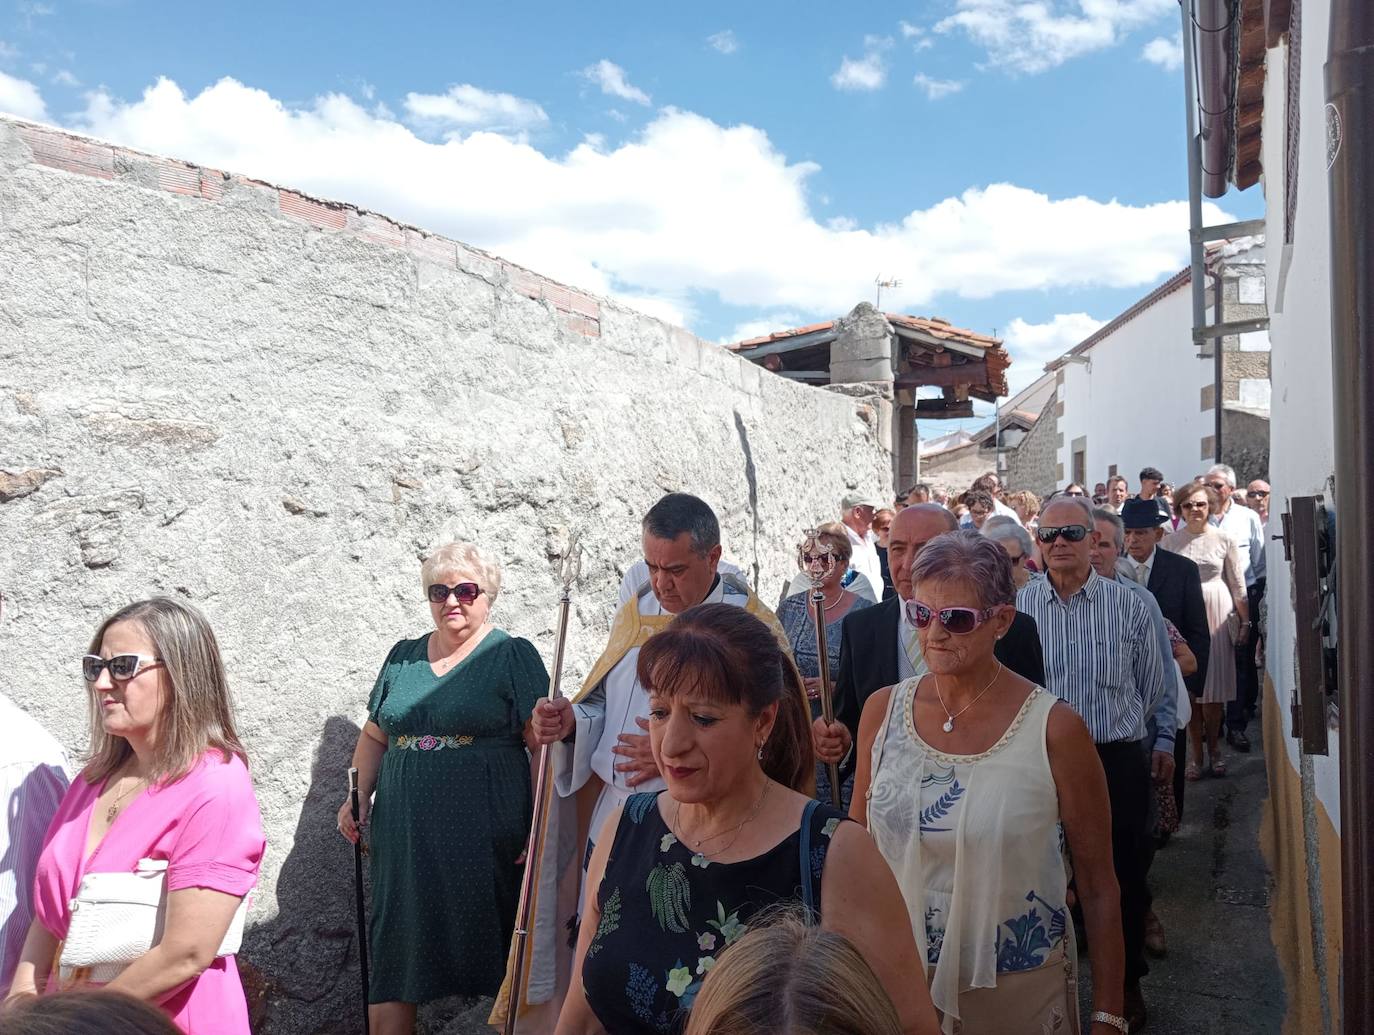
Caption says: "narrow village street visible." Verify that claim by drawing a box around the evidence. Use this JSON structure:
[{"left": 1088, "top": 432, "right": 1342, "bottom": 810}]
[{"left": 1078, "top": 733, "right": 1285, "bottom": 1034}]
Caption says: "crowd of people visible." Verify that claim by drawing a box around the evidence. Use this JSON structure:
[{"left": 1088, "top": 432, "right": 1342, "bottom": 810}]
[{"left": 0, "top": 462, "right": 1269, "bottom": 1035}]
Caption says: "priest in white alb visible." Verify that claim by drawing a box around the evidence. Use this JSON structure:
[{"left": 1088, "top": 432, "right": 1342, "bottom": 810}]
[{"left": 491, "top": 492, "right": 794, "bottom": 1033}]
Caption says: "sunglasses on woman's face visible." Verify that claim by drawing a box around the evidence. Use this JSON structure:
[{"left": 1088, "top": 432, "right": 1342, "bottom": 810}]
[
  {"left": 1181, "top": 501, "right": 1210, "bottom": 511},
  {"left": 1036, "top": 525, "right": 1089, "bottom": 544},
  {"left": 906, "top": 600, "right": 1002, "bottom": 635},
  {"left": 82, "top": 654, "right": 162, "bottom": 682},
  {"left": 427, "top": 582, "right": 483, "bottom": 605}
]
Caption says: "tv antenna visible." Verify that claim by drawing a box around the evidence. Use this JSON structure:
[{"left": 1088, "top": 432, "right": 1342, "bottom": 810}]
[{"left": 875, "top": 275, "right": 901, "bottom": 309}]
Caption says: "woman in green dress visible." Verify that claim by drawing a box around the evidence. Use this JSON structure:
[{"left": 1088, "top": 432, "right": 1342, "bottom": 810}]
[{"left": 338, "top": 541, "right": 550, "bottom": 1034}]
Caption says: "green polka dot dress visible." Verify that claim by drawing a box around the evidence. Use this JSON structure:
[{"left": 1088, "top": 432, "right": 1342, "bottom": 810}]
[{"left": 365, "top": 628, "right": 549, "bottom": 1003}]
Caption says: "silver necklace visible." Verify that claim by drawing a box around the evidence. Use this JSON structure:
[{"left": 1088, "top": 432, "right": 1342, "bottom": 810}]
[
  {"left": 933, "top": 662, "right": 1003, "bottom": 733},
  {"left": 671, "top": 780, "right": 771, "bottom": 859}
]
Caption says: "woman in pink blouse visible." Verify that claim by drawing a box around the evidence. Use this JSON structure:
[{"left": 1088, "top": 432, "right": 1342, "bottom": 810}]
[{"left": 3, "top": 598, "right": 265, "bottom": 1034}]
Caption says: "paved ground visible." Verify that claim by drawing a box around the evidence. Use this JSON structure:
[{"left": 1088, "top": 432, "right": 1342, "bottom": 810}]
[
  {"left": 420, "top": 732, "right": 1289, "bottom": 1035},
  {"left": 1077, "top": 728, "right": 1286, "bottom": 1034}
]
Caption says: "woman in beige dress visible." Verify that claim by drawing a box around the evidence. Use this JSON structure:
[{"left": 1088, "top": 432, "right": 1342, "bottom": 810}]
[{"left": 1162, "top": 482, "right": 1249, "bottom": 779}]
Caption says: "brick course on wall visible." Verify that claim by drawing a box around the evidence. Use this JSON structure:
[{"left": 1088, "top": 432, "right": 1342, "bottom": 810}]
[{"left": 0, "top": 116, "right": 892, "bottom": 1033}]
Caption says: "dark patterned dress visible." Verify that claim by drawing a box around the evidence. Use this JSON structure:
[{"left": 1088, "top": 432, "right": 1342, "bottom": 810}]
[
  {"left": 366, "top": 629, "right": 548, "bottom": 1003},
  {"left": 582, "top": 791, "right": 847, "bottom": 1034}
]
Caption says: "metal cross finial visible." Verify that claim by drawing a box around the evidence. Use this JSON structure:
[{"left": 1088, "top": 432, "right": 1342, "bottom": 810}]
[
  {"left": 559, "top": 534, "right": 584, "bottom": 594},
  {"left": 798, "top": 529, "right": 837, "bottom": 591}
]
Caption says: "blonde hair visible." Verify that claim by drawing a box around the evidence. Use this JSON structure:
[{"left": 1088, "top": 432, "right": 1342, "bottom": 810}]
[
  {"left": 84, "top": 598, "right": 246, "bottom": 786},
  {"left": 684, "top": 913, "right": 902, "bottom": 1035},
  {"left": 420, "top": 541, "right": 503, "bottom": 605}
]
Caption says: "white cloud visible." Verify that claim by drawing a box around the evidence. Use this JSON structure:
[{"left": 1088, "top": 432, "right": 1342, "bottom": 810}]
[
  {"left": 0, "top": 39, "right": 18, "bottom": 61},
  {"left": 938, "top": 0, "right": 1175, "bottom": 74},
  {"left": 403, "top": 83, "right": 548, "bottom": 135},
  {"left": 1002, "top": 313, "right": 1106, "bottom": 393},
  {"left": 582, "top": 60, "right": 650, "bottom": 106},
  {"left": 831, "top": 53, "right": 887, "bottom": 91},
  {"left": 0, "top": 70, "right": 47, "bottom": 120},
  {"left": 52, "top": 69, "right": 79, "bottom": 87},
  {"left": 707, "top": 30, "right": 739, "bottom": 55},
  {"left": 66, "top": 76, "right": 1230, "bottom": 330},
  {"left": 899, "top": 20, "right": 923, "bottom": 38},
  {"left": 1141, "top": 35, "right": 1184, "bottom": 70},
  {"left": 725, "top": 312, "right": 805, "bottom": 344},
  {"left": 913, "top": 73, "right": 965, "bottom": 100}
]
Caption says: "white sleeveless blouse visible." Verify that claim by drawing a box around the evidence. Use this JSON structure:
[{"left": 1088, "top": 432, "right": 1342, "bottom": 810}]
[{"left": 865, "top": 679, "right": 1070, "bottom": 1030}]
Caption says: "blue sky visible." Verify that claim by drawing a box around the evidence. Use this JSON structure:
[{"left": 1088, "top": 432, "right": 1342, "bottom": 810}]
[{"left": 0, "top": 0, "right": 1262, "bottom": 431}]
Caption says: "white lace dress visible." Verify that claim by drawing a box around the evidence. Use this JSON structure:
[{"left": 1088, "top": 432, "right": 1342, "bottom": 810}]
[{"left": 865, "top": 679, "right": 1078, "bottom": 1035}]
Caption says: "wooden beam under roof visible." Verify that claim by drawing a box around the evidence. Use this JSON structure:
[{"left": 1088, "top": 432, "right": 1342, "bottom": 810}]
[
  {"left": 915, "top": 398, "right": 975, "bottom": 418},
  {"left": 894, "top": 359, "right": 989, "bottom": 389},
  {"left": 730, "top": 327, "right": 838, "bottom": 359}
]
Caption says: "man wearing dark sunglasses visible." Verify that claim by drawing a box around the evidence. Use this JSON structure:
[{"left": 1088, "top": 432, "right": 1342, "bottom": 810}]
[
  {"left": 0, "top": 590, "right": 72, "bottom": 989},
  {"left": 1016, "top": 497, "right": 1171, "bottom": 1032},
  {"left": 827, "top": 505, "right": 1047, "bottom": 784}
]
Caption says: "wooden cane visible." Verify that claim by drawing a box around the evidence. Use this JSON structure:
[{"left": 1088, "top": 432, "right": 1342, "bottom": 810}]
[
  {"left": 810, "top": 587, "right": 843, "bottom": 807},
  {"left": 801, "top": 530, "right": 842, "bottom": 807},
  {"left": 505, "top": 541, "right": 581, "bottom": 1035},
  {"left": 349, "top": 767, "right": 371, "bottom": 1035}
]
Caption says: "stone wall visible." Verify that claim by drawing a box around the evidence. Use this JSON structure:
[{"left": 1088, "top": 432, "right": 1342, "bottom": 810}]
[
  {"left": 1005, "top": 392, "right": 1059, "bottom": 497},
  {"left": 0, "top": 116, "right": 892, "bottom": 1033}
]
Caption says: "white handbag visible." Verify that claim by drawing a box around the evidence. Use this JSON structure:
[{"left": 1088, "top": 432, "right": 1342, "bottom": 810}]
[{"left": 58, "top": 858, "right": 252, "bottom": 985}]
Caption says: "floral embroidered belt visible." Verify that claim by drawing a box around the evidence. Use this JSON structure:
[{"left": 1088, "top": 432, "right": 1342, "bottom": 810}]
[{"left": 391, "top": 734, "right": 475, "bottom": 751}]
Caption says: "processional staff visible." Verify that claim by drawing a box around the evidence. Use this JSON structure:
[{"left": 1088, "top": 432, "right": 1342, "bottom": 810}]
[
  {"left": 800, "top": 529, "right": 842, "bottom": 808},
  {"left": 347, "top": 766, "right": 370, "bottom": 1035},
  {"left": 505, "top": 537, "right": 583, "bottom": 1035}
]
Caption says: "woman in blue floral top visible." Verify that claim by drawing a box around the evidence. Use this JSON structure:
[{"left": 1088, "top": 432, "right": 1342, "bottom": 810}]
[{"left": 555, "top": 604, "right": 938, "bottom": 1035}]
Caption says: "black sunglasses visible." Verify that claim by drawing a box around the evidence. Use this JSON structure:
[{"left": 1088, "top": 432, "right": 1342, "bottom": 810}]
[
  {"left": 82, "top": 654, "right": 163, "bottom": 682},
  {"left": 1247, "top": 490, "right": 1269, "bottom": 498},
  {"left": 427, "top": 582, "right": 483, "bottom": 605},
  {"left": 1036, "top": 524, "right": 1089, "bottom": 544}
]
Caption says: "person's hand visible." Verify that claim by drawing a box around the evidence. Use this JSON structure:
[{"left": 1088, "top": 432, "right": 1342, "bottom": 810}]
[
  {"left": 338, "top": 795, "right": 369, "bottom": 845},
  {"left": 1151, "top": 749, "right": 1176, "bottom": 786},
  {"left": 612, "top": 718, "right": 659, "bottom": 787},
  {"left": 803, "top": 676, "right": 823, "bottom": 701},
  {"left": 532, "top": 697, "right": 575, "bottom": 745},
  {"left": 812, "top": 718, "right": 851, "bottom": 765}
]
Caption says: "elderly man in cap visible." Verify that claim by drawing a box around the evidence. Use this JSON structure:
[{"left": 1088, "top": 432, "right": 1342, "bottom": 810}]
[{"left": 840, "top": 492, "right": 885, "bottom": 596}]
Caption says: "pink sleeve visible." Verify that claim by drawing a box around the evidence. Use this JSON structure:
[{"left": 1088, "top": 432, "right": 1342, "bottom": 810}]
[{"left": 166, "top": 759, "right": 265, "bottom": 896}]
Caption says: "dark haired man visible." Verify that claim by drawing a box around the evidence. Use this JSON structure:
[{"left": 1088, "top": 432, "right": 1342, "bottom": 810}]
[{"left": 1137, "top": 466, "right": 1172, "bottom": 524}]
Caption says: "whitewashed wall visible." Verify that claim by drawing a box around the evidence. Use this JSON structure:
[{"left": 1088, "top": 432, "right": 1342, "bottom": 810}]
[
  {"left": 1054, "top": 281, "right": 1214, "bottom": 490},
  {"left": 1260, "top": 0, "right": 1341, "bottom": 825}
]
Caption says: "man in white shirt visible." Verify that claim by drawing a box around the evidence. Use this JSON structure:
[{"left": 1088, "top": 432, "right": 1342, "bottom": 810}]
[
  {"left": 1204, "top": 464, "right": 1266, "bottom": 751},
  {"left": 0, "top": 590, "right": 72, "bottom": 989},
  {"left": 839, "top": 492, "right": 884, "bottom": 594}
]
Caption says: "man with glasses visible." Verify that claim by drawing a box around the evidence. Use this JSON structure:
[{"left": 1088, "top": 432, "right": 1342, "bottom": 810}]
[
  {"left": 0, "top": 590, "right": 72, "bottom": 989},
  {"left": 1246, "top": 479, "right": 1271, "bottom": 523},
  {"left": 1203, "top": 464, "right": 1266, "bottom": 752},
  {"left": 839, "top": 492, "right": 885, "bottom": 599},
  {"left": 1016, "top": 497, "right": 1169, "bottom": 1033},
  {"left": 826, "top": 504, "right": 1047, "bottom": 782}
]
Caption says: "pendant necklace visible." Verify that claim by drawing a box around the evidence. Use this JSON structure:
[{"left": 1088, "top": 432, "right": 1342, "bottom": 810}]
[
  {"left": 934, "top": 662, "right": 1003, "bottom": 733},
  {"left": 105, "top": 774, "right": 146, "bottom": 823},
  {"left": 672, "top": 779, "right": 771, "bottom": 860}
]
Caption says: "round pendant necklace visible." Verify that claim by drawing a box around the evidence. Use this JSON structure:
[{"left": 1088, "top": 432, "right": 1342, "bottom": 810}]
[{"left": 934, "top": 662, "right": 1003, "bottom": 733}]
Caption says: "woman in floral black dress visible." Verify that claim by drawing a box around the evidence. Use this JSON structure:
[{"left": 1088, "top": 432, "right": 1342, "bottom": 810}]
[{"left": 554, "top": 604, "right": 938, "bottom": 1035}]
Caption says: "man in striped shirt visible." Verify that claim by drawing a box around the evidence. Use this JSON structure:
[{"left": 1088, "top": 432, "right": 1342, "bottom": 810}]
[{"left": 1016, "top": 496, "right": 1168, "bottom": 1034}]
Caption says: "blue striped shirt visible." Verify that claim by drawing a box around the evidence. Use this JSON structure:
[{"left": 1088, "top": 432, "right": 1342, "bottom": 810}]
[{"left": 1016, "top": 569, "right": 1168, "bottom": 746}]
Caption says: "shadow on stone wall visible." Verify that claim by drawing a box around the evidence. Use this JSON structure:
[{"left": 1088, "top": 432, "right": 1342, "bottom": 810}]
[{"left": 241, "top": 716, "right": 367, "bottom": 1034}]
